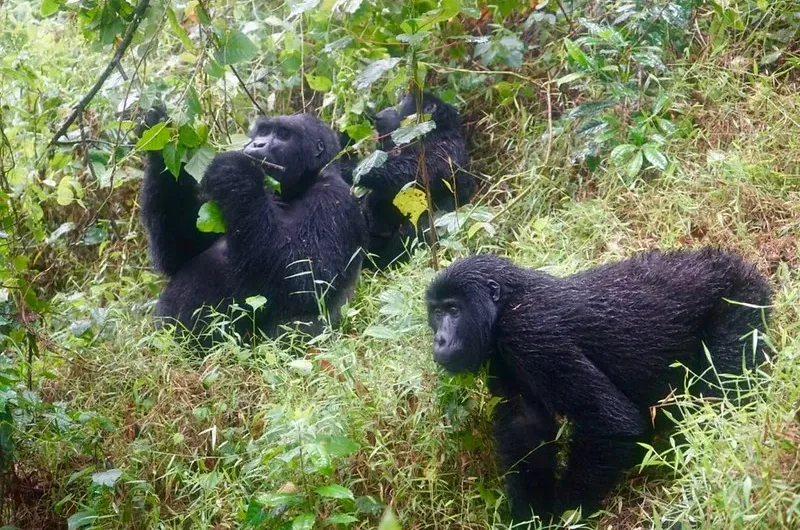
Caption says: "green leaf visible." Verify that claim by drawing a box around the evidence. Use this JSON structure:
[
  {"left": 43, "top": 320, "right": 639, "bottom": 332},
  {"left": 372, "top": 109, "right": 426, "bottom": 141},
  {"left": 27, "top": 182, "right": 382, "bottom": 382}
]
[
  {"left": 136, "top": 123, "right": 174, "bottom": 151},
  {"left": 326, "top": 514, "right": 359, "bottom": 525},
  {"left": 627, "top": 150, "right": 644, "bottom": 177},
  {"left": 305, "top": 74, "right": 332, "bottom": 92},
  {"left": 290, "top": 0, "right": 321, "bottom": 16},
  {"left": 167, "top": 7, "right": 194, "bottom": 52},
  {"left": 91, "top": 468, "right": 123, "bottom": 487},
  {"left": 642, "top": 144, "right": 667, "bottom": 171},
  {"left": 245, "top": 295, "right": 267, "bottom": 311},
  {"left": 256, "top": 492, "right": 303, "bottom": 508},
  {"left": 187, "top": 86, "right": 203, "bottom": 119},
  {"left": 352, "top": 150, "right": 387, "bottom": 184},
  {"left": 292, "top": 513, "right": 316, "bottom": 530},
  {"left": 377, "top": 508, "right": 401, "bottom": 530},
  {"left": 419, "top": 0, "right": 461, "bottom": 28},
  {"left": 244, "top": 499, "right": 270, "bottom": 528},
  {"left": 316, "top": 484, "right": 354, "bottom": 500},
  {"left": 56, "top": 176, "right": 75, "bottom": 206},
  {"left": 354, "top": 58, "right": 401, "bottom": 91},
  {"left": 185, "top": 144, "right": 216, "bottom": 182},
  {"left": 564, "top": 38, "right": 590, "bottom": 69},
  {"left": 179, "top": 125, "right": 202, "bottom": 148},
  {"left": 196, "top": 201, "right": 226, "bottom": 233},
  {"left": 68, "top": 511, "right": 96, "bottom": 530},
  {"left": 162, "top": 141, "right": 184, "bottom": 179},
  {"left": 319, "top": 436, "right": 360, "bottom": 457},
  {"left": 215, "top": 29, "right": 258, "bottom": 65},
  {"left": 609, "top": 144, "right": 637, "bottom": 165},
  {"left": 390, "top": 121, "right": 436, "bottom": 146},
  {"left": 40, "top": 0, "right": 60, "bottom": 17}
]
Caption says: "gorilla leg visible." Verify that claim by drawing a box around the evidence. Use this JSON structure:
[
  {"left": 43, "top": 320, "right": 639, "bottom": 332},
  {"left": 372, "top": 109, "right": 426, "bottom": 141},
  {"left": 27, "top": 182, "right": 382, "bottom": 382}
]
[{"left": 495, "top": 395, "right": 557, "bottom": 521}]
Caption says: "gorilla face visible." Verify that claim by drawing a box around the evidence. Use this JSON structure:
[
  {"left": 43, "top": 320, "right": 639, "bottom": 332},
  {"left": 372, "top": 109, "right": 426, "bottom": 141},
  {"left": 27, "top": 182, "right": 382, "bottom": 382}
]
[
  {"left": 244, "top": 114, "right": 339, "bottom": 195},
  {"left": 425, "top": 276, "right": 500, "bottom": 373}
]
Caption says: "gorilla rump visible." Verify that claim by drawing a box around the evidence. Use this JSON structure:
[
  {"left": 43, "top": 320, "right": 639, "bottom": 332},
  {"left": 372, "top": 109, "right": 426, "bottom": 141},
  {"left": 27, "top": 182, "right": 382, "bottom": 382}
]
[
  {"left": 140, "top": 108, "right": 367, "bottom": 344},
  {"left": 425, "top": 249, "right": 771, "bottom": 520},
  {"left": 348, "top": 91, "right": 475, "bottom": 269}
]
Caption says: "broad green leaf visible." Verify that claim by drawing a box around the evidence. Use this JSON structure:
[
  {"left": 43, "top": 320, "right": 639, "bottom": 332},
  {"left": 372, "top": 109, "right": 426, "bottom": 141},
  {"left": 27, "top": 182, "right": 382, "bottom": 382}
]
[
  {"left": 316, "top": 484, "right": 354, "bottom": 500},
  {"left": 256, "top": 492, "right": 303, "bottom": 508},
  {"left": 292, "top": 514, "right": 315, "bottom": 530},
  {"left": 305, "top": 74, "right": 332, "bottom": 92},
  {"left": 167, "top": 7, "right": 194, "bottom": 52},
  {"left": 392, "top": 188, "right": 427, "bottom": 229},
  {"left": 390, "top": 121, "right": 436, "bottom": 146},
  {"left": 352, "top": 150, "right": 387, "bottom": 184},
  {"left": 289, "top": 0, "right": 320, "bottom": 16},
  {"left": 91, "top": 468, "right": 123, "bottom": 487},
  {"left": 377, "top": 508, "right": 401, "bottom": 530},
  {"left": 68, "top": 511, "right": 96, "bottom": 530},
  {"left": 179, "top": 124, "right": 202, "bottom": 148},
  {"left": 354, "top": 58, "right": 401, "bottom": 91},
  {"left": 627, "top": 150, "right": 644, "bottom": 177},
  {"left": 319, "top": 435, "right": 360, "bottom": 457},
  {"left": 245, "top": 295, "right": 267, "bottom": 311},
  {"left": 215, "top": 29, "right": 258, "bottom": 65},
  {"left": 136, "top": 123, "right": 174, "bottom": 151},
  {"left": 555, "top": 72, "right": 584, "bottom": 86},
  {"left": 162, "top": 141, "right": 184, "bottom": 179},
  {"left": 419, "top": 0, "right": 461, "bottom": 27},
  {"left": 363, "top": 325, "right": 400, "bottom": 339},
  {"left": 244, "top": 499, "right": 270, "bottom": 528},
  {"left": 609, "top": 144, "right": 637, "bottom": 165},
  {"left": 40, "top": 0, "right": 60, "bottom": 17},
  {"left": 185, "top": 144, "right": 216, "bottom": 182},
  {"left": 642, "top": 144, "right": 667, "bottom": 171},
  {"left": 567, "top": 99, "right": 615, "bottom": 119},
  {"left": 196, "top": 201, "right": 226, "bottom": 233},
  {"left": 56, "top": 176, "right": 74, "bottom": 206},
  {"left": 326, "top": 514, "right": 359, "bottom": 525}
]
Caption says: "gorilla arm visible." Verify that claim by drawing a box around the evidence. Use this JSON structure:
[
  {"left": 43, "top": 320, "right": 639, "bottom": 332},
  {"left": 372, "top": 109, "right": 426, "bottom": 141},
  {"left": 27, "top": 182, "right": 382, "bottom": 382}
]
[
  {"left": 357, "top": 141, "right": 458, "bottom": 198},
  {"left": 501, "top": 343, "right": 647, "bottom": 515}
]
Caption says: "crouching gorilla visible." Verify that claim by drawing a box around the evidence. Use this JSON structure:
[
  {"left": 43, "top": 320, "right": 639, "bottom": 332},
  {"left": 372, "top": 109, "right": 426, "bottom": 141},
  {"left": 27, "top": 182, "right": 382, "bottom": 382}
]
[
  {"left": 348, "top": 91, "right": 475, "bottom": 269},
  {"left": 425, "top": 249, "right": 772, "bottom": 521},
  {"left": 140, "top": 107, "right": 367, "bottom": 345}
]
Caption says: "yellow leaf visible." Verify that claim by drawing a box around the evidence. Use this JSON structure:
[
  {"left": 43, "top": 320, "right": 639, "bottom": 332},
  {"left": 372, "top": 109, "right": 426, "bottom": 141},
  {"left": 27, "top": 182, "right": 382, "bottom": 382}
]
[
  {"left": 392, "top": 187, "right": 427, "bottom": 229},
  {"left": 56, "top": 176, "right": 74, "bottom": 206}
]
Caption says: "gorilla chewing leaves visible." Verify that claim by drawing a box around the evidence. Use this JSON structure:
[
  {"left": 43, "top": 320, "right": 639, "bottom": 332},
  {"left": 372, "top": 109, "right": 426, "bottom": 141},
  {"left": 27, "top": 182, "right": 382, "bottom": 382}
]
[
  {"left": 139, "top": 109, "right": 368, "bottom": 348},
  {"left": 425, "top": 248, "right": 772, "bottom": 523}
]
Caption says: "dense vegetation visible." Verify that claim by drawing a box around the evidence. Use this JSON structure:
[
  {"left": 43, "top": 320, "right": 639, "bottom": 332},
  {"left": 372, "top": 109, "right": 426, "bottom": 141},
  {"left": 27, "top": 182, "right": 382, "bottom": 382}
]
[{"left": 1, "top": 0, "right": 799, "bottom": 528}]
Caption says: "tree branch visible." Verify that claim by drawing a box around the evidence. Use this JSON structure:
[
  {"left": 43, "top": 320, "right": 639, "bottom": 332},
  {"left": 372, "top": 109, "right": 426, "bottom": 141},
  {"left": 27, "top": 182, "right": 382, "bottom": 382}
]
[{"left": 48, "top": 0, "right": 151, "bottom": 148}]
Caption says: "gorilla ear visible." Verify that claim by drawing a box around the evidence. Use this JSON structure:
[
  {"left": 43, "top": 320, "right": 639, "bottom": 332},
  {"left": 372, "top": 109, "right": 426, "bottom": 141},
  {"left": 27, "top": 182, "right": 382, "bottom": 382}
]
[
  {"left": 316, "top": 139, "right": 325, "bottom": 157},
  {"left": 487, "top": 280, "right": 501, "bottom": 302}
]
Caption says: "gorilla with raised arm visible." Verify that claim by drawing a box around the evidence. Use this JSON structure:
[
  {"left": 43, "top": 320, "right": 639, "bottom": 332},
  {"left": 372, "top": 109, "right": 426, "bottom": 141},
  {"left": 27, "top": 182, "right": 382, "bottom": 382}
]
[
  {"left": 140, "top": 108, "right": 367, "bottom": 345},
  {"left": 346, "top": 91, "right": 475, "bottom": 269},
  {"left": 425, "top": 249, "right": 772, "bottom": 522}
]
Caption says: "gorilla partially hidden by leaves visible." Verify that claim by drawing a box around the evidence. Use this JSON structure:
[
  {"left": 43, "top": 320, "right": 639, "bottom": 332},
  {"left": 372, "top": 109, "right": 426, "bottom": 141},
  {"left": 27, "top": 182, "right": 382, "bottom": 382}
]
[
  {"left": 140, "top": 108, "right": 367, "bottom": 345},
  {"left": 343, "top": 91, "right": 475, "bottom": 269},
  {"left": 425, "top": 248, "right": 771, "bottom": 522}
]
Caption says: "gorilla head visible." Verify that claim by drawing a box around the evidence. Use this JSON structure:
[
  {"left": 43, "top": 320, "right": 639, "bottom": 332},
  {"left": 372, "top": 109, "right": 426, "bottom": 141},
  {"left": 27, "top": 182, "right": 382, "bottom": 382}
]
[
  {"left": 425, "top": 256, "right": 512, "bottom": 373},
  {"left": 395, "top": 91, "right": 461, "bottom": 132},
  {"left": 244, "top": 114, "right": 340, "bottom": 196}
]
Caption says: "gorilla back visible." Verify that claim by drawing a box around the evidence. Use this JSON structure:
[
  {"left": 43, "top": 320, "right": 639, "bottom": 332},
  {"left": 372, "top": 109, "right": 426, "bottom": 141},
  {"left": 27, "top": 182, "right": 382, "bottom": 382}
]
[
  {"left": 140, "top": 110, "right": 367, "bottom": 345},
  {"left": 425, "top": 248, "right": 771, "bottom": 520}
]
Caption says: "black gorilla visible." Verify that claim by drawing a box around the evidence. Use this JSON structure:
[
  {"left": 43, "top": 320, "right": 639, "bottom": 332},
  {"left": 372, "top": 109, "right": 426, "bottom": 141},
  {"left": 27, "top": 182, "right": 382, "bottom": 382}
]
[
  {"left": 344, "top": 91, "right": 475, "bottom": 269},
  {"left": 339, "top": 106, "right": 400, "bottom": 185},
  {"left": 425, "top": 249, "right": 772, "bottom": 521},
  {"left": 140, "top": 108, "right": 367, "bottom": 345}
]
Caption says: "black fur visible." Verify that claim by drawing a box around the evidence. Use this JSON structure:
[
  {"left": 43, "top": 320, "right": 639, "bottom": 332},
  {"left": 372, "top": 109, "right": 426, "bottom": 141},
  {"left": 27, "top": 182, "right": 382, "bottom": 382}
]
[
  {"left": 425, "top": 249, "right": 772, "bottom": 521},
  {"left": 140, "top": 109, "right": 367, "bottom": 345},
  {"left": 352, "top": 91, "right": 475, "bottom": 269}
]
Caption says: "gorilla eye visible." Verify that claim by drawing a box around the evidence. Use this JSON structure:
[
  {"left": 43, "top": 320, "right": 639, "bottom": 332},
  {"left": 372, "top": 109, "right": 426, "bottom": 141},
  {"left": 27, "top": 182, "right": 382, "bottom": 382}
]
[
  {"left": 277, "top": 128, "right": 291, "bottom": 141},
  {"left": 448, "top": 305, "right": 459, "bottom": 315},
  {"left": 434, "top": 308, "right": 443, "bottom": 319}
]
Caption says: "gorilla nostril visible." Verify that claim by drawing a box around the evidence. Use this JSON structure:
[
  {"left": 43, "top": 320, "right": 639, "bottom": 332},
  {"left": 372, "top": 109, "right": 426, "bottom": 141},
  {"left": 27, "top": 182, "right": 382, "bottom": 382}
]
[{"left": 435, "top": 335, "right": 446, "bottom": 347}]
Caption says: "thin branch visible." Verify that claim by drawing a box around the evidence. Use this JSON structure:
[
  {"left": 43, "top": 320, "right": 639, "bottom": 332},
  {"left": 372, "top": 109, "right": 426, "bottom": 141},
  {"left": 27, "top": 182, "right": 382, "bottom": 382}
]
[{"left": 47, "top": 0, "right": 151, "bottom": 148}]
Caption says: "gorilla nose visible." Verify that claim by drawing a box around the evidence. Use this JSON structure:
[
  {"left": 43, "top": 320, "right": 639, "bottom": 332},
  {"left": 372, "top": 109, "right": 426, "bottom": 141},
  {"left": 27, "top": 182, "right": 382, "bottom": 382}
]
[{"left": 249, "top": 140, "right": 266, "bottom": 149}]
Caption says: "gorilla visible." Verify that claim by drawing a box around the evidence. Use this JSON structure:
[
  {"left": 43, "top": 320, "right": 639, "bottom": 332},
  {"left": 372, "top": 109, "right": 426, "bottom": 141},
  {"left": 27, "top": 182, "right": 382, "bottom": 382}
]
[
  {"left": 343, "top": 91, "right": 475, "bottom": 270},
  {"left": 140, "top": 107, "right": 367, "bottom": 345},
  {"left": 425, "top": 249, "right": 772, "bottom": 521},
  {"left": 339, "top": 106, "right": 400, "bottom": 185}
]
